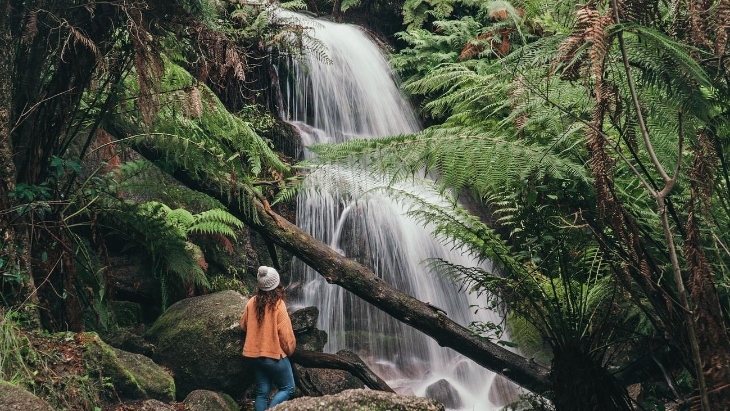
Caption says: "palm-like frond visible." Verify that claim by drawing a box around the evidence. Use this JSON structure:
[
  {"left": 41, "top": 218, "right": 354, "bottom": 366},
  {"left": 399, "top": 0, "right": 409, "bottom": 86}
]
[{"left": 305, "top": 126, "right": 590, "bottom": 200}]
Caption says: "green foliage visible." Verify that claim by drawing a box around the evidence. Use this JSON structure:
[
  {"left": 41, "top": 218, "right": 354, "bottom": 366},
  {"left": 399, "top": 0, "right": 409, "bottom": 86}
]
[
  {"left": 231, "top": 6, "right": 331, "bottom": 63},
  {"left": 115, "top": 58, "right": 289, "bottom": 224},
  {"left": 207, "top": 275, "right": 249, "bottom": 295},
  {"left": 305, "top": 125, "right": 590, "bottom": 201},
  {"left": 299, "top": 0, "right": 730, "bottom": 406},
  {"left": 0, "top": 310, "right": 35, "bottom": 384},
  {"left": 107, "top": 200, "right": 243, "bottom": 308}
]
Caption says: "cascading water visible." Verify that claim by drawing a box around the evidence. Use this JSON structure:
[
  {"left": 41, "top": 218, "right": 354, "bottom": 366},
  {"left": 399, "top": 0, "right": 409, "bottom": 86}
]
[{"left": 276, "top": 11, "right": 520, "bottom": 410}]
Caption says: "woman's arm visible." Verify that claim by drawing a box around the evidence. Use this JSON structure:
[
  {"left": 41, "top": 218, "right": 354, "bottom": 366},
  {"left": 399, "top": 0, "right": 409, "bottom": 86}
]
[{"left": 277, "top": 301, "right": 296, "bottom": 356}]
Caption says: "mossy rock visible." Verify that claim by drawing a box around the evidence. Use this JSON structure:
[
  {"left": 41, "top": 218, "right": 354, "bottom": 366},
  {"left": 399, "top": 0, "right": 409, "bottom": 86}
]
[
  {"left": 295, "top": 328, "right": 328, "bottom": 352},
  {"left": 183, "top": 389, "right": 240, "bottom": 411},
  {"left": 145, "top": 290, "right": 251, "bottom": 400},
  {"left": 0, "top": 380, "right": 55, "bottom": 411},
  {"left": 80, "top": 332, "right": 175, "bottom": 402},
  {"left": 268, "top": 389, "right": 445, "bottom": 411}
]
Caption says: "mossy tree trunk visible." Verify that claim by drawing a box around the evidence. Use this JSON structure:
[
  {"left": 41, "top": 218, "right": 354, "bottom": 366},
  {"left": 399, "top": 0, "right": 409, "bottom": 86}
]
[{"left": 0, "top": 0, "right": 41, "bottom": 327}]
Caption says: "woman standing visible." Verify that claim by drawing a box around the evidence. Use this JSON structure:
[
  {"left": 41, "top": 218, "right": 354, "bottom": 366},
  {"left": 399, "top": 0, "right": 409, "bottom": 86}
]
[{"left": 240, "top": 266, "right": 296, "bottom": 411}]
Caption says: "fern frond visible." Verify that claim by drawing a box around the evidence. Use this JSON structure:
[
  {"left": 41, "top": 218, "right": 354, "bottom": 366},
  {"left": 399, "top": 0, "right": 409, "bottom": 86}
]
[{"left": 304, "top": 126, "right": 590, "bottom": 200}]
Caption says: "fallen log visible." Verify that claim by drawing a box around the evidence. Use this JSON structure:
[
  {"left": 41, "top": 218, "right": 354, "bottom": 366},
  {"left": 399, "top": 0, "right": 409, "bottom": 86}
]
[
  {"left": 290, "top": 349, "right": 395, "bottom": 393},
  {"left": 120, "top": 136, "right": 552, "bottom": 395}
]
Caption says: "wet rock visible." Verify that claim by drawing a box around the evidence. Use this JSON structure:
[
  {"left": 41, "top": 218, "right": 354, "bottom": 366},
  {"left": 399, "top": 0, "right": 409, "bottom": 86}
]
[
  {"left": 294, "top": 364, "right": 364, "bottom": 396},
  {"left": 289, "top": 306, "right": 319, "bottom": 332},
  {"left": 295, "top": 328, "right": 328, "bottom": 352},
  {"left": 81, "top": 332, "right": 175, "bottom": 402},
  {"left": 145, "top": 290, "right": 250, "bottom": 399},
  {"left": 183, "top": 390, "right": 240, "bottom": 411},
  {"left": 269, "top": 388, "right": 445, "bottom": 411},
  {"left": 487, "top": 374, "right": 521, "bottom": 407},
  {"left": 425, "top": 379, "right": 462, "bottom": 410},
  {"left": 0, "top": 380, "right": 55, "bottom": 411}
]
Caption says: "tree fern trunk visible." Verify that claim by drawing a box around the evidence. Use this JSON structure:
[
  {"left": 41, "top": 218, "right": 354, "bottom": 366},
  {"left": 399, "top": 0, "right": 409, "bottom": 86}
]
[
  {"left": 0, "top": 0, "right": 41, "bottom": 326},
  {"left": 551, "top": 346, "right": 633, "bottom": 411}
]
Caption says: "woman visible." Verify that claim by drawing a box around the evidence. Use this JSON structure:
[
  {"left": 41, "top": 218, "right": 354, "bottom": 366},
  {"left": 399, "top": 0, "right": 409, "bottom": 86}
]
[{"left": 240, "top": 266, "right": 296, "bottom": 411}]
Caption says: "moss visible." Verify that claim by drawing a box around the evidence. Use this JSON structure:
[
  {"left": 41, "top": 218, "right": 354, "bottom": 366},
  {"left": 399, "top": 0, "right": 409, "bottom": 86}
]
[
  {"left": 80, "top": 332, "right": 175, "bottom": 402},
  {"left": 143, "top": 291, "right": 250, "bottom": 399}
]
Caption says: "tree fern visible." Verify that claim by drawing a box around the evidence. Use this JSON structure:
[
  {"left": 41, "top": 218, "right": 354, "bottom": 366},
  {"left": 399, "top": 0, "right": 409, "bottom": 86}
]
[
  {"left": 106, "top": 200, "right": 243, "bottom": 308},
  {"left": 304, "top": 126, "right": 591, "bottom": 200},
  {"left": 113, "top": 58, "right": 289, "bottom": 222}
]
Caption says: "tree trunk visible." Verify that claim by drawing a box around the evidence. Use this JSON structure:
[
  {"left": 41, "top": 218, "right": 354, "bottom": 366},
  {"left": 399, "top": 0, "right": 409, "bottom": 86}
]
[
  {"left": 122, "top": 138, "right": 552, "bottom": 395},
  {"left": 0, "top": 0, "right": 41, "bottom": 326}
]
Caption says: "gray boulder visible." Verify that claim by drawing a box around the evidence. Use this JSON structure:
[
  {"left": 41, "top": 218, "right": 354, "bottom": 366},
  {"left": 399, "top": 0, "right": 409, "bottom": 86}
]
[
  {"left": 81, "top": 332, "right": 175, "bottom": 402},
  {"left": 269, "top": 388, "right": 445, "bottom": 411},
  {"left": 294, "top": 328, "right": 327, "bottom": 352},
  {"left": 290, "top": 306, "right": 327, "bottom": 352},
  {"left": 183, "top": 390, "right": 240, "bottom": 411},
  {"left": 145, "top": 290, "right": 250, "bottom": 399},
  {"left": 425, "top": 379, "right": 462, "bottom": 410},
  {"left": 0, "top": 380, "right": 55, "bottom": 411},
  {"left": 289, "top": 306, "right": 318, "bottom": 332}
]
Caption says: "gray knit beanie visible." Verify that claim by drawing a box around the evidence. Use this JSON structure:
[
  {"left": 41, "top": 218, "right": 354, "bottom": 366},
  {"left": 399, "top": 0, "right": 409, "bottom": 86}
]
[{"left": 257, "top": 266, "right": 280, "bottom": 291}]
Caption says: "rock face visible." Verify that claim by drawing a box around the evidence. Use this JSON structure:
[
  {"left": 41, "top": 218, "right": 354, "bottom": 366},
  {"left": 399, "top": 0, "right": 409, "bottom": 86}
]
[
  {"left": 81, "top": 332, "right": 175, "bottom": 402},
  {"left": 289, "top": 306, "right": 327, "bottom": 352},
  {"left": 289, "top": 306, "right": 318, "bottom": 332},
  {"left": 144, "top": 290, "right": 250, "bottom": 399},
  {"left": 294, "top": 328, "right": 328, "bottom": 352},
  {"left": 183, "top": 390, "right": 240, "bottom": 411},
  {"left": 425, "top": 379, "right": 462, "bottom": 410},
  {"left": 0, "top": 381, "right": 55, "bottom": 411},
  {"left": 269, "top": 389, "right": 445, "bottom": 411}
]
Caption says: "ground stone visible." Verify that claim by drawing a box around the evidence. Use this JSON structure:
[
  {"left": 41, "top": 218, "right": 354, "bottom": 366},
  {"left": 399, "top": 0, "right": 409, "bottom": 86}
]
[
  {"left": 183, "top": 389, "right": 240, "bottom": 411},
  {"left": 138, "top": 399, "right": 176, "bottom": 411},
  {"left": 269, "top": 388, "right": 445, "bottom": 411},
  {"left": 0, "top": 380, "right": 55, "bottom": 411}
]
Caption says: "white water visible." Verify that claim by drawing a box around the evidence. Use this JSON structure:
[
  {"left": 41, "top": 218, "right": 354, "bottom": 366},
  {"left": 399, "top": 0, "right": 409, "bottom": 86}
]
[{"left": 277, "top": 11, "right": 519, "bottom": 410}]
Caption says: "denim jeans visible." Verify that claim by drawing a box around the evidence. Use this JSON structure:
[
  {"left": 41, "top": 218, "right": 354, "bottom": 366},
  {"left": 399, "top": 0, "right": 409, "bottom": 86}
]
[{"left": 252, "top": 356, "right": 296, "bottom": 411}]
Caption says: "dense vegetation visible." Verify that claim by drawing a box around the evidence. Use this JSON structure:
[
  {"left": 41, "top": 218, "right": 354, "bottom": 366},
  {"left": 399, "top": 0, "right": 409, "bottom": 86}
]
[{"left": 1, "top": 0, "right": 729, "bottom": 410}]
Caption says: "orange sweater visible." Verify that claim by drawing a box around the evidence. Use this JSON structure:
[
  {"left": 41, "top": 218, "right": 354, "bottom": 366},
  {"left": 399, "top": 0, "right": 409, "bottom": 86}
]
[{"left": 239, "top": 297, "right": 296, "bottom": 359}]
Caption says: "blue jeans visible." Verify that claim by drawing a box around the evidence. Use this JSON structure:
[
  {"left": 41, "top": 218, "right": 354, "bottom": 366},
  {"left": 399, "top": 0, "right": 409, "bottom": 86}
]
[{"left": 252, "top": 356, "right": 296, "bottom": 411}]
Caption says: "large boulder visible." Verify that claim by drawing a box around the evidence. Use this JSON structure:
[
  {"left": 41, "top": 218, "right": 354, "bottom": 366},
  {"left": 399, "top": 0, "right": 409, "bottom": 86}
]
[
  {"left": 294, "top": 328, "right": 327, "bottom": 352},
  {"left": 289, "top": 306, "right": 326, "bottom": 352},
  {"left": 145, "top": 290, "right": 249, "bottom": 399},
  {"left": 183, "top": 390, "right": 240, "bottom": 411},
  {"left": 0, "top": 380, "right": 55, "bottom": 411},
  {"left": 289, "top": 306, "right": 318, "bottom": 332},
  {"left": 269, "top": 389, "right": 445, "bottom": 411},
  {"left": 81, "top": 332, "right": 175, "bottom": 402},
  {"left": 424, "top": 379, "right": 462, "bottom": 410}
]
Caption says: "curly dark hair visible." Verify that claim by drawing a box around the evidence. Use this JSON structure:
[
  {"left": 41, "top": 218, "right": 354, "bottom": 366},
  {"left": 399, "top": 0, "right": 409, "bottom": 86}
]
[{"left": 255, "top": 284, "right": 286, "bottom": 324}]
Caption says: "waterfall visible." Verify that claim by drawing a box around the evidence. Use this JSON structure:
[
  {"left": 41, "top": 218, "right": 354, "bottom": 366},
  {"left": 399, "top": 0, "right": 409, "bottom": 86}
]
[{"left": 276, "top": 11, "right": 520, "bottom": 410}]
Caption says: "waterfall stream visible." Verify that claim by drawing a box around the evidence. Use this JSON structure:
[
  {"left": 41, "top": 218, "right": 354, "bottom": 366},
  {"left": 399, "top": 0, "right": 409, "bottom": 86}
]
[{"left": 276, "top": 11, "right": 519, "bottom": 410}]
